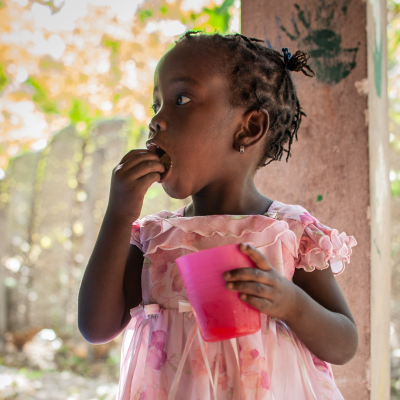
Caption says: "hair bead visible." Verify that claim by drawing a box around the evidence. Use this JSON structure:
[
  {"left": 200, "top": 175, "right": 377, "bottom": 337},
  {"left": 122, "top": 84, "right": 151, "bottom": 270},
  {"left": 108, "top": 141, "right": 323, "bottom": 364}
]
[{"left": 282, "top": 47, "right": 292, "bottom": 64}]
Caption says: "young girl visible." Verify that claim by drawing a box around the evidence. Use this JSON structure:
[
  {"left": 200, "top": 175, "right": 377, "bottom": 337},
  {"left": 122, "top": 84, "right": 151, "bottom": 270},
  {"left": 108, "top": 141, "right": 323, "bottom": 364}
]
[{"left": 78, "top": 31, "right": 358, "bottom": 400}]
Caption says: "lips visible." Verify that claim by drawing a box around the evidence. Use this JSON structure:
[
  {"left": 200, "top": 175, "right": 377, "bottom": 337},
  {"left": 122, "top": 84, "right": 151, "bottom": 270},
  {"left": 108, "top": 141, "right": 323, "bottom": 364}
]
[{"left": 146, "top": 141, "right": 172, "bottom": 181}]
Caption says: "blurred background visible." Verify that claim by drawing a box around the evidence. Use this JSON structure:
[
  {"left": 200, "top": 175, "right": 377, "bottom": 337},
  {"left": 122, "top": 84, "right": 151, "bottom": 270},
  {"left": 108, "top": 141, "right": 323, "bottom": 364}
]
[
  {"left": 0, "top": 0, "right": 239, "bottom": 398},
  {"left": 0, "top": 0, "right": 400, "bottom": 399}
]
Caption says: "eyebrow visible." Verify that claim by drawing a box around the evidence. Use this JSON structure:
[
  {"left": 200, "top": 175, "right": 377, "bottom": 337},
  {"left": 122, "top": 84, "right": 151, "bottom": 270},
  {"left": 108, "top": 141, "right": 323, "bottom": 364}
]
[
  {"left": 169, "top": 76, "right": 199, "bottom": 85},
  {"left": 154, "top": 76, "right": 199, "bottom": 92}
]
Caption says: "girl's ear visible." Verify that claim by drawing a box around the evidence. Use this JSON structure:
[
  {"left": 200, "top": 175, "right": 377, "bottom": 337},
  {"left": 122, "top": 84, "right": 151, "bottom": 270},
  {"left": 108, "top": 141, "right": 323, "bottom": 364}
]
[{"left": 233, "top": 108, "right": 270, "bottom": 153}]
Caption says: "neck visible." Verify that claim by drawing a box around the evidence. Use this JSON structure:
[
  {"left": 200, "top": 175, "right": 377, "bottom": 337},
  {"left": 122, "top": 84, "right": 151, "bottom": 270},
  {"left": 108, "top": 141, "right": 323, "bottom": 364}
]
[{"left": 184, "top": 177, "right": 273, "bottom": 217}]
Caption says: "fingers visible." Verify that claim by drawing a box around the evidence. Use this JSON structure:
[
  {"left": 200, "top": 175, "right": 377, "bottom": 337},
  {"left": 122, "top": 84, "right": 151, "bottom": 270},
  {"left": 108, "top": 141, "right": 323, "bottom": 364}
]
[
  {"left": 135, "top": 171, "right": 164, "bottom": 190},
  {"left": 114, "top": 152, "right": 165, "bottom": 180},
  {"left": 118, "top": 149, "right": 151, "bottom": 165},
  {"left": 239, "top": 294, "right": 273, "bottom": 313},
  {"left": 223, "top": 267, "right": 273, "bottom": 285},
  {"left": 239, "top": 243, "right": 273, "bottom": 271},
  {"left": 128, "top": 158, "right": 165, "bottom": 181},
  {"left": 225, "top": 280, "right": 274, "bottom": 300},
  {"left": 115, "top": 150, "right": 161, "bottom": 171}
]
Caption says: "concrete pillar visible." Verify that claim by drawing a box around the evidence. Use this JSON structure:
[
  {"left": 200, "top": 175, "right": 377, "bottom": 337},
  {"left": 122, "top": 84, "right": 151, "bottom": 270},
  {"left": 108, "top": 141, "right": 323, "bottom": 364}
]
[{"left": 242, "top": 0, "right": 389, "bottom": 399}]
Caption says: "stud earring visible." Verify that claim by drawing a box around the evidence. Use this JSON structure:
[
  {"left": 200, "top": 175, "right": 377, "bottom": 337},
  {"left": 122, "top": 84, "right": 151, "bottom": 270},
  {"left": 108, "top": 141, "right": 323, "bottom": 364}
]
[{"left": 240, "top": 145, "right": 244, "bottom": 154}]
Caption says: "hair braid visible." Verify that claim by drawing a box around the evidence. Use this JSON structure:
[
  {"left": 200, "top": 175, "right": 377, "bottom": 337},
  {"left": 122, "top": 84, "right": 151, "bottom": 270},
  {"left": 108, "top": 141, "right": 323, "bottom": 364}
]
[{"left": 174, "top": 31, "right": 315, "bottom": 167}]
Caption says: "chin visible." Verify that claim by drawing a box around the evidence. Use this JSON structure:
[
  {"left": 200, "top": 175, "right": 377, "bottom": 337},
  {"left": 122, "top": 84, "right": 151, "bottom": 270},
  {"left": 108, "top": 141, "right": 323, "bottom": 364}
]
[{"left": 161, "top": 182, "right": 192, "bottom": 200}]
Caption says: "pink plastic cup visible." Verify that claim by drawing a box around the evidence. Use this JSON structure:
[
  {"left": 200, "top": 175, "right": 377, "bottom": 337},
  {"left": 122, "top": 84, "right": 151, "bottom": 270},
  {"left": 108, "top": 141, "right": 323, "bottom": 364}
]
[{"left": 176, "top": 243, "right": 261, "bottom": 342}]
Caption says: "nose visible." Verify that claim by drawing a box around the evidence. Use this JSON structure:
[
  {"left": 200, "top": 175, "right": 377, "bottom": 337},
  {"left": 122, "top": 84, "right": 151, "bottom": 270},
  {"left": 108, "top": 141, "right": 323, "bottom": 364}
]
[
  {"left": 149, "top": 112, "right": 166, "bottom": 139},
  {"left": 150, "top": 119, "right": 161, "bottom": 131}
]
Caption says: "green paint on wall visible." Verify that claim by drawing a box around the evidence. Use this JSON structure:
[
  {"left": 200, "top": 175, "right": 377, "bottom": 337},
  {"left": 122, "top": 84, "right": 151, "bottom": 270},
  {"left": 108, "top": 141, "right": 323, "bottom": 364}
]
[
  {"left": 280, "top": 1, "right": 359, "bottom": 85},
  {"left": 368, "top": 0, "right": 383, "bottom": 98},
  {"left": 294, "top": 4, "right": 310, "bottom": 29},
  {"left": 374, "top": 238, "right": 381, "bottom": 257},
  {"left": 317, "top": 195, "right": 323, "bottom": 202},
  {"left": 373, "top": 35, "right": 383, "bottom": 98}
]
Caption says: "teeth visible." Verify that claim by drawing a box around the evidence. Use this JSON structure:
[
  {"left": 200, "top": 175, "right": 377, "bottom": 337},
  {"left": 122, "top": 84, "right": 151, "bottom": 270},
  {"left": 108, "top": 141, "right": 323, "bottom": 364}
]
[{"left": 146, "top": 142, "right": 160, "bottom": 152}]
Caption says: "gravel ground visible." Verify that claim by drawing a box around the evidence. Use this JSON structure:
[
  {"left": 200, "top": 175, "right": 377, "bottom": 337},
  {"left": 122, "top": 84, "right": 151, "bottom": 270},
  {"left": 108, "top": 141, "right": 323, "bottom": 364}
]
[{"left": 0, "top": 365, "right": 118, "bottom": 400}]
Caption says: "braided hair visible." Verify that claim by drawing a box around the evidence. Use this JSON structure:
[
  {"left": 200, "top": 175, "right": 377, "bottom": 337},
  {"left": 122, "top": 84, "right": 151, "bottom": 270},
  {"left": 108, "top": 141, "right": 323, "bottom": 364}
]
[{"left": 174, "top": 31, "right": 315, "bottom": 167}]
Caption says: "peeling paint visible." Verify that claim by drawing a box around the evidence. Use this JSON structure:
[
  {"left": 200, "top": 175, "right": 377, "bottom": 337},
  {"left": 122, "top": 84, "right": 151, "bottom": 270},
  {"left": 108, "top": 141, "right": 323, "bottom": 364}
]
[{"left": 354, "top": 78, "right": 369, "bottom": 96}]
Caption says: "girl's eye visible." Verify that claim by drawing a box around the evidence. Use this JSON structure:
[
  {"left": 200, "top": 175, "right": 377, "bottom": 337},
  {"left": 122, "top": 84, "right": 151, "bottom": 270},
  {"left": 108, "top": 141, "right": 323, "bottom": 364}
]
[
  {"left": 151, "top": 103, "right": 159, "bottom": 113},
  {"left": 176, "top": 95, "right": 191, "bottom": 106}
]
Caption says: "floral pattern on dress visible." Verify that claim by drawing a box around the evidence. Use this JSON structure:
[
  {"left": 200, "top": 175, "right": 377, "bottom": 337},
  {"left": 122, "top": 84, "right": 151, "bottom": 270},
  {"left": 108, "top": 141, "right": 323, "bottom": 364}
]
[
  {"left": 211, "top": 353, "right": 231, "bottom": 390},
  {"left": 141, "top": 365, "right": 168, "bottom": 400},
  {"left": 191, "top": 347, "right": 209, "bottom": 378},
  {"left": 147, "top": 330, "right": 167, "bottom": 370},
  {"left": 239, "top": 346, "right": 270, "bottom": 399}
]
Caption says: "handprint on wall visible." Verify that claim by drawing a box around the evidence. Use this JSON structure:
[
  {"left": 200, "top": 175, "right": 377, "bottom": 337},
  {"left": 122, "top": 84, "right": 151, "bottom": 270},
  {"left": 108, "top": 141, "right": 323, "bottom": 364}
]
[{"left": 280, "top": 0, "right": 359, "bottom": 85}]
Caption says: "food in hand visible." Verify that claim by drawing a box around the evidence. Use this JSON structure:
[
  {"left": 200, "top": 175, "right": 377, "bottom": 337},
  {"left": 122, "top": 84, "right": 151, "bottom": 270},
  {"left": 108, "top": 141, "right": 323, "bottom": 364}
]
[{"left": 160, "top": 153, "right": 171, "bottom": 170}]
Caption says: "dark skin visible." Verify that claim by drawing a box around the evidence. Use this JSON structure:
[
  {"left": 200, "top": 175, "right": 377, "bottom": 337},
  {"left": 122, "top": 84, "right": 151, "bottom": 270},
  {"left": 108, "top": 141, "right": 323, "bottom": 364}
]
[{"left": 78, "top": 43, "right": 358, "bottom": 365}]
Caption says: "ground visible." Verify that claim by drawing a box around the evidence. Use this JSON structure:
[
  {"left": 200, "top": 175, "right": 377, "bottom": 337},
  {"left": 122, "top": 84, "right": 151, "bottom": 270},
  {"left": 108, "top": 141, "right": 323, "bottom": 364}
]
[{"left": 0, "top": 365, "right": 118, "bottom": 400}]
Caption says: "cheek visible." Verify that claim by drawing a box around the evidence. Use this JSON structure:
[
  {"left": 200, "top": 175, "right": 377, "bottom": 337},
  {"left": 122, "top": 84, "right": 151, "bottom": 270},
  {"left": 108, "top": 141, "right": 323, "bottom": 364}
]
[
  {"left": 167, "top": 106, "right": 235, "bottom": 174},
  {"left": 177, "top": 137, "right": 225, "bottom": 173}
]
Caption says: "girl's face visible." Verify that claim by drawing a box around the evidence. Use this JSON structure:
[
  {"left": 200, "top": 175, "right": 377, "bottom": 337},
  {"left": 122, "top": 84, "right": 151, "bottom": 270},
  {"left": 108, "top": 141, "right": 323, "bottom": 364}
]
[{"left": 147, "top": 43, "right": 248, "bottom": 199}]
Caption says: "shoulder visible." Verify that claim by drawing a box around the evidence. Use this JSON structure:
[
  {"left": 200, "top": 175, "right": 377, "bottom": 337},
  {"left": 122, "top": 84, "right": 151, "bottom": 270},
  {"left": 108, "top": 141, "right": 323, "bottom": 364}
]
[
  {"left": 130, "top": 206, "right": 186, "bottom": 249},
  {"left": 266, "top": 200, "right": 339, "bottom": 246},
  {"left": 266, "top": 200, "right": 317, "bottom": 226},
  {"left": 133, "top": 207, "right": 185, "bottom": 227}
]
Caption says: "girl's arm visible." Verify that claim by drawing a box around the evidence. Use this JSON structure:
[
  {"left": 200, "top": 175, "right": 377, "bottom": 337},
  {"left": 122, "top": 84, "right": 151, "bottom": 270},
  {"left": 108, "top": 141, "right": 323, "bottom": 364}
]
[
  {"left": 224, "top": 243, "right": 358, "bottom": 365},
  {"left": 78, "top": 213, "right": 144, "bottom": 344},
  {"left": 78, "top": 150, "right": 165, "bottom": 344},
  {"left": 289, "top": 265, "right": 358, "bottom": 364}
]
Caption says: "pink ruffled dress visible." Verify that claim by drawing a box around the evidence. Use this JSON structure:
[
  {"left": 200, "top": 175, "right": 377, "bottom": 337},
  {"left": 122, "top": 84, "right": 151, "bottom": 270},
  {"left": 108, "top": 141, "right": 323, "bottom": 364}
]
[{"left": 116, "top": 200, "right": 357, "bottom": 400}]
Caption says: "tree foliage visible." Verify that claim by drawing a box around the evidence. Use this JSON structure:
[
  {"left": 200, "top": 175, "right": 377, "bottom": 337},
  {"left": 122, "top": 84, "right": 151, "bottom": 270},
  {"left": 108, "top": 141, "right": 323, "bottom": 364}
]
[{"left": 0, "top": 0, "right": 240, "bottom": 171}]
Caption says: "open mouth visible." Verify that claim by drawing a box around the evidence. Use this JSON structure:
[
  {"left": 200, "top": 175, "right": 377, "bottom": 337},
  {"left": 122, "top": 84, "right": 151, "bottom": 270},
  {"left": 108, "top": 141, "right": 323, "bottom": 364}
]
[{"left": 146, "top": 142, "right": 172, "bottom": 180}]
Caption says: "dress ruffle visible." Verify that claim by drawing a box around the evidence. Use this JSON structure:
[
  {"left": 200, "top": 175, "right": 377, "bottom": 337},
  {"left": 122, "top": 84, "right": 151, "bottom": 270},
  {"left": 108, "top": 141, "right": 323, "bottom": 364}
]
[
  {"left": 131, "top": 201, "right": 357, "bottom": 277},
  {"left": 131, "top": 208, "right": 297, "bottom": 258},
  {"left": 266, "top": 201, "right": 357, "bottom": 276},
  {"left": 298, "top": 223, "right": 356, "bottom": 275}
]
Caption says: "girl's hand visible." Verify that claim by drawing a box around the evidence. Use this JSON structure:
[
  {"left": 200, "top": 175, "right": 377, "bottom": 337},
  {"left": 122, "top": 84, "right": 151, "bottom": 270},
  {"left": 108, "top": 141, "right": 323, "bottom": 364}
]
[
  {"left": 223, "top": 243, "right": 299, "bottom": 321},
  {"left": 107, "top": 149, "right": 165, "bottom": 224}
]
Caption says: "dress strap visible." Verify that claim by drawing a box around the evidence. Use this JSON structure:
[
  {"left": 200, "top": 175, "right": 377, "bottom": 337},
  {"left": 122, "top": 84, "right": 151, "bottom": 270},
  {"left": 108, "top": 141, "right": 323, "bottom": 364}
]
[
  {"left": 168, "top": 322, "right": 197, "bottom": 400},
  {"left": 198, "top": 327, "right": 219, "bottom": 398},
  {"left": 168, "top": 300, "right": 240, "bottom": 400}
]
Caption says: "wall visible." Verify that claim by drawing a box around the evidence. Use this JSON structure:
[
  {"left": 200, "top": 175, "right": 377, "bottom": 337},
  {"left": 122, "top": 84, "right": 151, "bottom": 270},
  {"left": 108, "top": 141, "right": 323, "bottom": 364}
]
[
  {"left": 242, "top": 0, "right": 390, "bottom": 398},
  {"left": 0, "top": 119, "right": 188, "bottom": 350}
]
